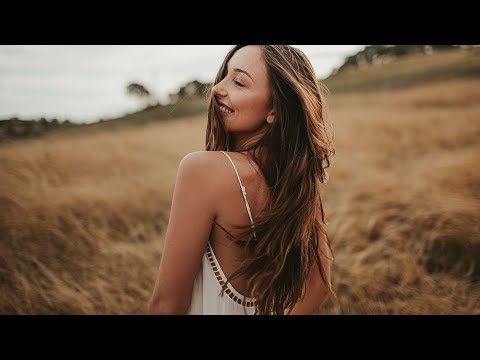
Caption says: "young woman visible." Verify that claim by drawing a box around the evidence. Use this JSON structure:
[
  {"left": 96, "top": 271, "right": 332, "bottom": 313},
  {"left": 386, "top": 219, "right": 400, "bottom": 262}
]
[{"left": 148, "top": 45, "right": 335, "bottom": 315}]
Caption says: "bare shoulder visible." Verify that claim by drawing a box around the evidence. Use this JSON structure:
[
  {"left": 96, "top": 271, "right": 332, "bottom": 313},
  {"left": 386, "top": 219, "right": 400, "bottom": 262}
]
[
  {"left": 177, "top": 151, "right": 226, "bottom": 192},
  {"left": 178, "top": 150, "right": 253, "bottom": 186},
  {"left": 179, "top": 151, "right": 225, "bottom": 174}
]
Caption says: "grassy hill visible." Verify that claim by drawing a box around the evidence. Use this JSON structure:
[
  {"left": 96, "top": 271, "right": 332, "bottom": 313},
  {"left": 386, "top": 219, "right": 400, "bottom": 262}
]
[
  {"left": 90, "top": 97, "right": 208, "bottom": 129},
  {"left": 3, "top": 47, "right": 479, "bottom": 143},
  {"left": 323, "top": 47, "right": 480, "bottom": 94},
  {"left": 52, "top": 97, "right": 208, "bottom": 139},
  {"left": 0, "top": 97, "right": 208, "bottom": 143},
  {"left": 1, "top": 47, "right": 480, "bottom": 314},
  {"left": 1, "top": 77, "right": 479, "bottom": 314},
  {"left": 74, "top": 47, "right": 480, "bottom": 131}
]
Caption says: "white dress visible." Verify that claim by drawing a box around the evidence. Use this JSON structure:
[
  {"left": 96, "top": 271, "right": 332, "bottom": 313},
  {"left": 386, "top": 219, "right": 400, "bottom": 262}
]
[{"left": 187, "top": 151, "right": 257, "bottom": 315}]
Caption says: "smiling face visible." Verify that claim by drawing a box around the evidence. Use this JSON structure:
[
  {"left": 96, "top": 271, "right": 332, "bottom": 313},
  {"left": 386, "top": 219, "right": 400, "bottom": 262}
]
[{"left": 211, "top": 46, "right": 275, "bottom": 137}]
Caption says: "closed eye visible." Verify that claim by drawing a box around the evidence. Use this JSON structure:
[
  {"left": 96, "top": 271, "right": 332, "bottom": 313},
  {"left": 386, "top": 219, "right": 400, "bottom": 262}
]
[{"left": 233, "top": 80, "right": 245, "bottom": 87}]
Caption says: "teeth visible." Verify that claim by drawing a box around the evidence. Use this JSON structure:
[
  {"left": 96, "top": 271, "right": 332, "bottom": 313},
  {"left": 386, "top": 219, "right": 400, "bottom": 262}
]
[{"left": 219, "top": 105, "right": 233, "bottom": 114}]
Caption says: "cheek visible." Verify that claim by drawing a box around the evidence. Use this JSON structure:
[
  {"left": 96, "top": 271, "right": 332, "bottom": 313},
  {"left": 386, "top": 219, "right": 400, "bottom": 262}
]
[
  {"left": 247, "top": 97, "right": 271, "bottom": 119},
  {"left": 232, "top": 92, "right": 251, "bottom": 108},
  {"left": 237, "top": 94, "right": 267, "bottom": 114}
]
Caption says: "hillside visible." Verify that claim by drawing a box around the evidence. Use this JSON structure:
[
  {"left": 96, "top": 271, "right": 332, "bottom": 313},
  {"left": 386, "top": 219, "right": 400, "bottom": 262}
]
[
  {"left": 90, "top": 97, "right": 208, "bottom": 129},
  {"left": 1, "top": 77, "right": 479, "bottom": 314},
  {"left": 323, "top": 47, "right": 480, "bottom": 94},
  {"left": 3, "top": 47, "right": 479, "bottom": 143},
  {"left": 0, "top": 97, "right": 208, "bottom": 143}
]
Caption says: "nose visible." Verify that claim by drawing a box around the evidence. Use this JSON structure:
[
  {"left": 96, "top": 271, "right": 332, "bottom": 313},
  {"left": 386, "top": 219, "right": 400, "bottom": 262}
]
[{"left": 212, "top": 79, "right": 227, "bottom": 97}]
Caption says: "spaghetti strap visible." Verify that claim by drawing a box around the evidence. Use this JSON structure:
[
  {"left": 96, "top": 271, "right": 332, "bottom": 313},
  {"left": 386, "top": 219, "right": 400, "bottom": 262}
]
[{"left": 219, "top": 151, "right": 257, "bottom": 239}]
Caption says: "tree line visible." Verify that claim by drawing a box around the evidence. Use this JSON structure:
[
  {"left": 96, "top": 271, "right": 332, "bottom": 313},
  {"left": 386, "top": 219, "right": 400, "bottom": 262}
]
[
  {"left": 0, "top": 117, "right": 76, "bottom": 141},
  {"left": 126, "top": 80, "right": 211, "bottom": 107},
  {"left": 4, "top": 45, "right": 466, "bottom": 141},
  {"left": 0, "top": 79, "right": 212, "bottom": 141},
  {"left": 334, "top": 45, "right": 459, "bottom": 74}
]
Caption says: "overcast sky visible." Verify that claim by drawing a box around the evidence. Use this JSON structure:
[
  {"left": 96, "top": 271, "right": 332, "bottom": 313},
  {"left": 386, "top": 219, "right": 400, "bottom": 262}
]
[{"left": 0, "top": 45, "right": 365, "bottom": 123}]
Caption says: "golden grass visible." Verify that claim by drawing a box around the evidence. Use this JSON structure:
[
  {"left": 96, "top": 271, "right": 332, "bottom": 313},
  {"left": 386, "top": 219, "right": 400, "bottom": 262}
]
[
  {"left": 1, "top": 78, "right": 479, "bottom": 314},
  {"left": 0, "top": 116, "right": 206, "bottom": 314}
]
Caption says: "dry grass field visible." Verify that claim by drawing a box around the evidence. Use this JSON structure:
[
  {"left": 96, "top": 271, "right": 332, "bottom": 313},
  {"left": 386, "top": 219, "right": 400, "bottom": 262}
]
[{"left": 1, "top": 78, "right": 479, "bottom": 314}]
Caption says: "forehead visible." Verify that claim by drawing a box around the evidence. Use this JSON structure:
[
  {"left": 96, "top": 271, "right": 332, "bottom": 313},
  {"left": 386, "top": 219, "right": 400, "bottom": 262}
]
[{"left": 227, "top": 46, "right": 268, "bottom": 80}]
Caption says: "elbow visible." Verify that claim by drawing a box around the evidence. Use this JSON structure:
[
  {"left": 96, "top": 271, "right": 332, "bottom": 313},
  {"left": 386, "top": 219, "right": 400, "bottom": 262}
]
[
  {"left": 147, "top": 299, "right": 162, "bottom": 314},
  {"left": 147, "top": 295, "right": 167, "bottom": 314},
  {"left": 310, "top": 277, "right": 332, "bottom": 311},
  {"left": 316, "top": 287, "right": 331, "bottom": 310},
  {"left": 147, "top": 298, "right": 190, "bottom": 315},
  {"left": 286, "top": 279, "right": 331, "bottom": 315}
]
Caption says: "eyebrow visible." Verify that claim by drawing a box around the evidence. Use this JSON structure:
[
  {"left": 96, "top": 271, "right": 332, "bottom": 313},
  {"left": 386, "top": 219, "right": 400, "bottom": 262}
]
[{"left": 232, "top": 68, "right": 254, "bottom": 82}]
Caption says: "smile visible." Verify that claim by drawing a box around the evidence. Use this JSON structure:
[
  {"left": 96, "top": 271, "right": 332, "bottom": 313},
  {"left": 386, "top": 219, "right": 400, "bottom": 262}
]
[{"left": 219, "top": 105, "right": 234, "bottom": 114}]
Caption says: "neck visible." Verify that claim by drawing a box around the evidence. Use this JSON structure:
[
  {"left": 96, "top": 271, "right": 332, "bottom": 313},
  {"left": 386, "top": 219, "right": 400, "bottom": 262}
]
[
  {"left": 230, "top": 124, "right": 269, "bottom": 152},
  {"left": 229, "top": 142, "right": 268, "bottom": 170}
]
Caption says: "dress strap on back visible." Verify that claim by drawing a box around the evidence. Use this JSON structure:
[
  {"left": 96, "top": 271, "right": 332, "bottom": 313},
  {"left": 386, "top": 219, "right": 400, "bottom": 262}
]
[{"left": 219, "top": 151, "right": 257, "bottom": 239}]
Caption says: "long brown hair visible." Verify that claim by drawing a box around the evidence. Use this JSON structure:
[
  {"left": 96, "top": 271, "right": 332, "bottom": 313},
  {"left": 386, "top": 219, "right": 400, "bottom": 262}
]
[{"left": 205, "top": 45, "right": 335, "bottom": 315}]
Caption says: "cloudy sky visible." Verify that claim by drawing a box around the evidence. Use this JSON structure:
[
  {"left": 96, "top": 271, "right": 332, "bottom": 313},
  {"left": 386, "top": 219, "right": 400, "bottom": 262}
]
[{"left": 0, "top": 45, "right": 365, "bottom": 123}]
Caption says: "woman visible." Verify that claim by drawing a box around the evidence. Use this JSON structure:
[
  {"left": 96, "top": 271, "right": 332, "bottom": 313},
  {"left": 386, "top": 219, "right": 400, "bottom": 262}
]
[{"left": 148, "top": 45, "right": 335, "bottom": 315}]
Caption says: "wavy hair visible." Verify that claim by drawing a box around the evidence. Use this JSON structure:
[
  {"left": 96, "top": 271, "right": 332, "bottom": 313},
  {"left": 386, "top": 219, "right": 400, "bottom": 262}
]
[{"left": 205, "top": 45, "right": 335, "bottom": 315}]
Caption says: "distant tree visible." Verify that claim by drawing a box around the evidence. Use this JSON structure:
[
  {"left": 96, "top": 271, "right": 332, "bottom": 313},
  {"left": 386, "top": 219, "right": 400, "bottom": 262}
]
[
  {"left": 335, "top": 45, "right": 459, "bottom": 75},
  {"left": 126, "top": 83, "right": 151, "bottom": 98},
  {"left": 175, "top": 80, "right": 211, "bottom": 100},
  {"left": 431, "top": 45, "right": 457, "bottom": 51},
  {"left": 38, "top": 117, "right": 48, "bottom": 129},
  {"left": 126, "top": 82, "right": 156, "bottom": 107},
  {"left": 169, "top": 93, "right": 179, "bottom": 104},
  {"left": 177, "top": 85, "right": 186, "bottom": 98}
]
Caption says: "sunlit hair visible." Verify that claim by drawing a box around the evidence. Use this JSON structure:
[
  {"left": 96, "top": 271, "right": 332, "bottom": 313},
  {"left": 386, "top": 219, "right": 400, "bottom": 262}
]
[{"left": 205, "top": 45, "right": 336, "bottom": 315}]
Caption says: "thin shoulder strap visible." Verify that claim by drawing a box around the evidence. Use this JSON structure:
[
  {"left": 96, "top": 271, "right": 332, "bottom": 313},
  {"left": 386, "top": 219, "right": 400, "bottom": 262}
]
[{"left": 220, "top": 151, "right": 257, "bottom": 239}]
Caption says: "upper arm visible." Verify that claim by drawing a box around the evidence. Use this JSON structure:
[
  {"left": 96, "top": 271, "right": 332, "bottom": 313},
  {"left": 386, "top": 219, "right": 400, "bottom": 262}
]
[
  {"left": 287, "top": 205, "right": 333, "bottom": 315},
  {"left": 149, "top": 151, "right": 217, "bottom": 314}
]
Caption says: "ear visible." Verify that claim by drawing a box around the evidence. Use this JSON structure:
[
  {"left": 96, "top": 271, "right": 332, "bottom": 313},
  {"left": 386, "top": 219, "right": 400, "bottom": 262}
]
[{"left": 266, "top": 110, "right": 275, "bottom": 124}]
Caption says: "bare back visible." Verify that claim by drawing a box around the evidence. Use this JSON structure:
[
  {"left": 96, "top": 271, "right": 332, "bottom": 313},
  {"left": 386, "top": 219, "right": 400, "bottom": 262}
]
[{"left": 209, "top": 151, "right": 270, "bottom": 297}]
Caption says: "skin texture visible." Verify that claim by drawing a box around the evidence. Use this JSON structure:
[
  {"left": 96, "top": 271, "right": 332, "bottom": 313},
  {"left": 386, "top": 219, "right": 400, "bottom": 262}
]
[
  {"left": 287, "top": 208, "right": 332, "bottom": 314},
  {"left": 148, "top": 151, "right": 217, "bottom": 314},
  {"left": 212, "top": 46, "right": 275, "bottom": 149},
  {"left": 148, "top": 46, "right": 332, "bottom": 314}
]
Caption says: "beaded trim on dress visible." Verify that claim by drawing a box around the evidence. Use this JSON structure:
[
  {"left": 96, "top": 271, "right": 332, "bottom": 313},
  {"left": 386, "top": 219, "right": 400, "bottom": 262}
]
[{"left": 205, "top": 242, "right": 256, "bottom": 307}]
